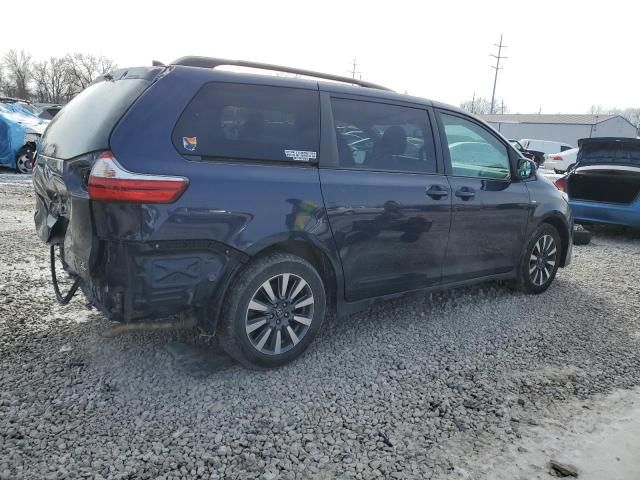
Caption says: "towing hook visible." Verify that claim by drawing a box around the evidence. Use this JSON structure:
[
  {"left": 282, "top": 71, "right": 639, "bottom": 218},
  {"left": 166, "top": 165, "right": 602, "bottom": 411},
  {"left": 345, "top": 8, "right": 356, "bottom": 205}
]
[{"left": 50, "top": 245, "right": 81, "bottom": 305}]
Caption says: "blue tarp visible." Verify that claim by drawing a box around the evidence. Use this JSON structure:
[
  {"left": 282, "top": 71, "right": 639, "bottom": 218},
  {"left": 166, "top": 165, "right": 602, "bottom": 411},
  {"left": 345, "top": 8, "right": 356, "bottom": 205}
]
[{"left": 0, "top": 102, "right": 48, "bottom": 169}]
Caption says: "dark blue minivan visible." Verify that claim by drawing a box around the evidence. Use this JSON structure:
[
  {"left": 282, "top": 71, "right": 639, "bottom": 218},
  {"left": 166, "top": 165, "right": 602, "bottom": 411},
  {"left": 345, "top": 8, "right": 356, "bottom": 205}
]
[{"left": 33, "top": 57, "right": 572, "bottom": 368}]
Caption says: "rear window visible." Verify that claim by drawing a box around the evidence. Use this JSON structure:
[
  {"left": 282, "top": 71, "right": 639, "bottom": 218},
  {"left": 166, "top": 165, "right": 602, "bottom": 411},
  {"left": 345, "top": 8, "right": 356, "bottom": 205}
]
[
  {"left": 172, "top": 83, "right": 319, "bottom": 163},
  {"left": 40, "top": 79, "right": 150, "bottom": 160}
]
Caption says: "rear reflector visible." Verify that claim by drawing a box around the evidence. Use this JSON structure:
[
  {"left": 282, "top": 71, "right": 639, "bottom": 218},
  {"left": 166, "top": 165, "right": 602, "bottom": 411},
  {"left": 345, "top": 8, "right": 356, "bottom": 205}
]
[{"left": 88, "top": 151, "right": 188, "bottom": 203}]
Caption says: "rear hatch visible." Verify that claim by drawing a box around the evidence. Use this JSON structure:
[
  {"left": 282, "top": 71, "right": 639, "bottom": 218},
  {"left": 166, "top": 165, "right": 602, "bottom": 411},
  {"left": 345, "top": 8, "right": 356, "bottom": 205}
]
[
  {"left": 567, "top": 138, "right": 640, "bottom": 204},
  {"left": 33, "top": 67, "right": 163, "bottom": 279}
]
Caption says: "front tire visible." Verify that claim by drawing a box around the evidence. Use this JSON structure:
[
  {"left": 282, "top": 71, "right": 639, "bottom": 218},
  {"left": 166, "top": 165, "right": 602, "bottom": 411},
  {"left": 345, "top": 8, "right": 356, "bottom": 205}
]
[
  {"left": 515, "top": 224, "right": 562, "bottom": 294},
  {"left": 15, "top": 146, "right": 35, "bottom": 174},
  {"left": 219, "top": 253, "right": 326, "bottom": 368}
]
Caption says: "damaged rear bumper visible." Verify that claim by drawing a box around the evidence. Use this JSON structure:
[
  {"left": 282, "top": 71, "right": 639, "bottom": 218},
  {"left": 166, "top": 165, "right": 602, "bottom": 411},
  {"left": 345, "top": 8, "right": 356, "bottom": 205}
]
[{"left": 77, "top": 239, "right": 244, "bottom": 323}]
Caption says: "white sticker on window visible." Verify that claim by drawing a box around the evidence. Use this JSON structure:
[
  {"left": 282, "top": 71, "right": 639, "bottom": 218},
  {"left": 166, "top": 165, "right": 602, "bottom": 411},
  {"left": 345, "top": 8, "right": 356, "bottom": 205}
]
[{"left": 284, "top": 150, "right": 317, "bottom": 162}]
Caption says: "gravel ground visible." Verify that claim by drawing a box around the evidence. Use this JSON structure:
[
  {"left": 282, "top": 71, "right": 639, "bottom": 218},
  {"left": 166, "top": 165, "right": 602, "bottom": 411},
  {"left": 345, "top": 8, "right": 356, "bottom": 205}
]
[{"left": 1, "top": 174, "right": 639, "bottom": 479}]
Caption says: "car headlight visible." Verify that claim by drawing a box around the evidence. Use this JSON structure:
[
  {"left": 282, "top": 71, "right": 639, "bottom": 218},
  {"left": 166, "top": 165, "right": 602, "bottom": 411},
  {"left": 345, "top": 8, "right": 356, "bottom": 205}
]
[{"left": 24, "top": 133, "right": 41, "bottom": 144}]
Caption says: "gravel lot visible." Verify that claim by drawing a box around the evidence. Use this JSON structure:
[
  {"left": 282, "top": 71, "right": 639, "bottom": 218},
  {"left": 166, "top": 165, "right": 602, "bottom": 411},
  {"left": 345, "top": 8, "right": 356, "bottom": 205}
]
[{"left": 1, "top": 173, "right": 639, "bottom": 479}]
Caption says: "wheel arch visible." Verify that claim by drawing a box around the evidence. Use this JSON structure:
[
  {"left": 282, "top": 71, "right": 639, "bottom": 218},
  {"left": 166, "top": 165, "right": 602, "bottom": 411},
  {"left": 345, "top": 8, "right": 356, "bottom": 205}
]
[
  {"left": 249, "top": 238, "right": 339, "bottom": 312},
  {"left": 539, "top": 213, "right": 571, "bottom": 267},
  {"left": 209, "top": 235, "right": 342, "bottom": 334}
]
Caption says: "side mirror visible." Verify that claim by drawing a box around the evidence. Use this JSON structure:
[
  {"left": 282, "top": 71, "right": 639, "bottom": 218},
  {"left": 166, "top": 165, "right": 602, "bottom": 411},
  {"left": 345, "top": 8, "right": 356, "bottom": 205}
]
[{"left": 517, "top": 158, "right": 536, "bottom": 180}]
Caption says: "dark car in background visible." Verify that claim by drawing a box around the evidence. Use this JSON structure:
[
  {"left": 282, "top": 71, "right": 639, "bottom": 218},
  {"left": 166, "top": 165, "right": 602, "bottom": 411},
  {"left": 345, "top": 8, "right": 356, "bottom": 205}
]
[
  {"left": 32, "top": 57, "right": 573, "bottom": 368},
  {"left": 509, "top": 139, "right": 545, "bottom": 166},
  {"left": 555, "top": 137, "right": 640, "bottom": 228}
]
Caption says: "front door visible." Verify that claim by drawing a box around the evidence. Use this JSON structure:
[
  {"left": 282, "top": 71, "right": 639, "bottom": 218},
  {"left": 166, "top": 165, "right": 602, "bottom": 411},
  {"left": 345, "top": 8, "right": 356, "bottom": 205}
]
[
  {"left": 319, "top": 96, "right": 451, "bottom": 301},
  {"left": 436, "top": 111, "right": 530, "bottom": 283}
]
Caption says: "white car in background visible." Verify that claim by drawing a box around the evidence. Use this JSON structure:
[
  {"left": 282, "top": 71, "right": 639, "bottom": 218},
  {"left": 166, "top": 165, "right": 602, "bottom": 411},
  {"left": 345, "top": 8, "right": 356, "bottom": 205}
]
[
  {"left": 520, "top": 139, "right": 574, "bottom": 156},
  {"left": 543, "top": 147, "right": 579, "bottom": 173}
]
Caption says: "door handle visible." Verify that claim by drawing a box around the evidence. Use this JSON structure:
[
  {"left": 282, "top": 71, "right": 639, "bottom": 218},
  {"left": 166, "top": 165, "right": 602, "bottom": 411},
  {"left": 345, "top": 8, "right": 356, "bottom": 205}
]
[
  {"left": 425, "top": 185, "right": 449, "bottom": 200},
  {"left": 455, "top": 187, "right": 475, "bottom": 200}
]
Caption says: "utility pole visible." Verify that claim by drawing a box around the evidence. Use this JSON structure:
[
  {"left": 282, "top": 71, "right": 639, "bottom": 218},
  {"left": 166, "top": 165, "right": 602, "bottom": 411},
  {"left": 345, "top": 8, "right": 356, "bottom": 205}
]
[
  {"left": 349, "top": 57, "right": 360, "bottom": 80},
  {"left": 490, "top": 34, "right": 507, "bottom": 115}
]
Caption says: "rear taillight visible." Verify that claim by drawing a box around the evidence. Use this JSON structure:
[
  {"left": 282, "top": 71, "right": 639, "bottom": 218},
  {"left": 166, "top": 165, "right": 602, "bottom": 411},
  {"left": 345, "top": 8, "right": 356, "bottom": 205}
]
[
  {"left": 554, "top": 177, "right": 567, "bottom": 191},
  {"left": 88, "top": 151, "right": 188, "bottom": 203},
  {"left": 549, "top": 155, "right": 563, "bottom": 161}
]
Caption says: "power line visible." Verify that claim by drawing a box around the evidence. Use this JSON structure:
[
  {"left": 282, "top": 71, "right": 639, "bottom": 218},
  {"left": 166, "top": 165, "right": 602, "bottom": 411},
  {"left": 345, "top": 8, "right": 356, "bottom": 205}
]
[{"left": 490, "top": 34, "right": 507, "bottom": 115}]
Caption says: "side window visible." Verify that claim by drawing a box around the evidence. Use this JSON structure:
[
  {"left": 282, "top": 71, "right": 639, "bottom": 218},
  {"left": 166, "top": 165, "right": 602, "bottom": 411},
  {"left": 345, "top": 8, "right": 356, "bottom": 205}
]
[
  {"left": 331, "top": 98, "right": 437, "bottom": 173},
  {"left": 173, "top": 83, "right": 319, "bottom": 163},
  {"left": 440, "top": 113, "right": 511, "bottom": 180}
]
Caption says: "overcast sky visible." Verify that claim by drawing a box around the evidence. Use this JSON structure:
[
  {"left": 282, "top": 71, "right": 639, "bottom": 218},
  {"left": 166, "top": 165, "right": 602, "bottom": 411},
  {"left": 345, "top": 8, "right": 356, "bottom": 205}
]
[{"left": 2, "top": 0, "right": 638, "bottom": 113}]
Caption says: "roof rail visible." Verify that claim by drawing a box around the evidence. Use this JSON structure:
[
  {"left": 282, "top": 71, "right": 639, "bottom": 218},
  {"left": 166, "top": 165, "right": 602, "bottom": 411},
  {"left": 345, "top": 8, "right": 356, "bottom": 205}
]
[{"left": 171, "top": 56, "right": 392, "bottom": 91}]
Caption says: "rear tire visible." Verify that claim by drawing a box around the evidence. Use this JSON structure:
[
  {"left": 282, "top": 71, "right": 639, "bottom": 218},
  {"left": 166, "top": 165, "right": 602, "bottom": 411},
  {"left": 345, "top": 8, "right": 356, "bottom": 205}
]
[
  {"left": 219, "top": 253, "right": 326, "bottom": 369},
  {"left": 514, "top": 223, "right": 562, "bottom": 294}
]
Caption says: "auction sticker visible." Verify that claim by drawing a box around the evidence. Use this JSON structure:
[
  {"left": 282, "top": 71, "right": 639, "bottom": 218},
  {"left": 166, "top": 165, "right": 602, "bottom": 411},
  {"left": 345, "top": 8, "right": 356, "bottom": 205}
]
[{"left": 284, "top": 150, "right": 317, "bottom": 162}]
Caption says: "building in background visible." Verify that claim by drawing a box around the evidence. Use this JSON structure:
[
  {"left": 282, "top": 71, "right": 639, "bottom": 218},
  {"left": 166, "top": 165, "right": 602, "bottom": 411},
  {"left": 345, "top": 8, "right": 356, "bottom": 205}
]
[{"left": 480, "top": 114, "right": 638, "bottom": 146}]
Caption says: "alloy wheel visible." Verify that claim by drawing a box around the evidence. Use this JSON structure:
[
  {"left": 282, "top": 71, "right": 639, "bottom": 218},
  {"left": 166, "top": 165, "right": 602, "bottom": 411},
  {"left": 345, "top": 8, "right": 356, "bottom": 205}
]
[
  {"left": 528, "top": 234, "right": 557, "bottom": 287},
  {"left": 16, "top": 153, "right": 33, "bottom": 174},
  {"left": 245, "top": 273, "right": 314, "bottom": 355}
]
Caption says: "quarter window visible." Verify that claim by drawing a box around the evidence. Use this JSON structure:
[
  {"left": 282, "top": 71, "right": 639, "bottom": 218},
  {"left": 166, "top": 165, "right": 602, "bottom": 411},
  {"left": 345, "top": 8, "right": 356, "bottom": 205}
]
[
  {"left": 331, "top": 98, "right": 437, "bottom": 173},
  {"left": 440, "top": 113, "right": 511, "bottom": 180},
  {"left": 173, "top": 83, "right": 319, "bottom": 163}
]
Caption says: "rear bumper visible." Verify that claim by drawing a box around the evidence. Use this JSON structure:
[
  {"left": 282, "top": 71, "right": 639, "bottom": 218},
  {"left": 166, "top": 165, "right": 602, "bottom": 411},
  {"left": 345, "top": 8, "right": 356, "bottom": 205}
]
[
  {"left": 78, "top": 240, "right": 243, "bottom": 323},
  {"left": 570, "top": 199, "right": 640, "bottom": 228}
]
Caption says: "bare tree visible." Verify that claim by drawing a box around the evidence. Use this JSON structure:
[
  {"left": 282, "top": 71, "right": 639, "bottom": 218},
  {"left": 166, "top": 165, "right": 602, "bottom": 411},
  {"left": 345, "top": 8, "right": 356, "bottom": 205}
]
[
  {"left": 65, "top": 53, "right": 116, "bottom": 95},
  {"left": 0, "top": 64, "right": 6, "bottom": 96},
  {"left": 622, "top": 108, "right": 640, "bottom": 129},
  {"left": 31, "top": 61, "right": 49, "bottom": 102},
  {"left": 460, "top": 96, "right": 504, "bottom": 115},
  {"left": 2, "top": 50, "right": 32, "bottom": 99},
  {"left": 32, "top": 57, "right": 74, "bottom": 104}
]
